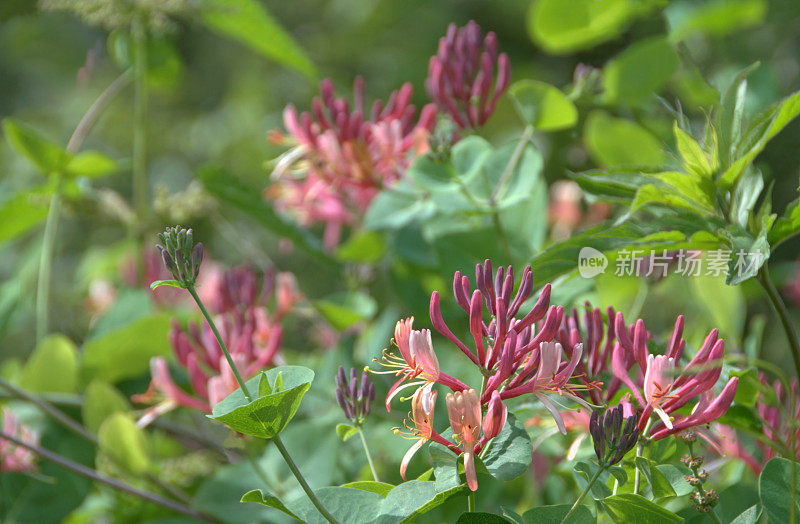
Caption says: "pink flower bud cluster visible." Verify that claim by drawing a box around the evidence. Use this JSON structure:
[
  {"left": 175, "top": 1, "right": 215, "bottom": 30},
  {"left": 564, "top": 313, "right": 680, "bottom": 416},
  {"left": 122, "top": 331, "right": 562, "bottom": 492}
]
[
  {"left": 0, "top": 408, "right": 39, "bottom": 472},
  {"left": 134, "top": 266, "right": 301, "bottom": 422},
  {"left": 426, "top": 20, "right": 510, "bottom": 129}
]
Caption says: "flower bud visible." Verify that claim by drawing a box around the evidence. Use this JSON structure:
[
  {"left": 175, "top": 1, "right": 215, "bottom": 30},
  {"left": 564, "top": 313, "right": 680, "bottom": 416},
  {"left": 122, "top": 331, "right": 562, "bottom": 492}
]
[{"left": 482, "top": 390, "right": 507, "bottom": 440}]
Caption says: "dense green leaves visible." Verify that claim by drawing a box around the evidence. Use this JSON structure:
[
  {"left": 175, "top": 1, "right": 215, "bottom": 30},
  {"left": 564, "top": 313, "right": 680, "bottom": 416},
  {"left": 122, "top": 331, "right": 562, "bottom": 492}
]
[
  {"left": 509, "top": 80, "right": 578, "bottom": 130},
  {"left": 584, "top": 111, "right": 665, "bottom": 167},
  {"left": 521, "top": 504, "right": 595, "bottom": 523},
  {"left": 759, "top": 458, "right": 800, "bottom": 524},
  {"left": 209, "top": 366, "right": 314, "bottom": 438},
  {"left": 200, "top": 0, "right": 316, "bottom": 78}
]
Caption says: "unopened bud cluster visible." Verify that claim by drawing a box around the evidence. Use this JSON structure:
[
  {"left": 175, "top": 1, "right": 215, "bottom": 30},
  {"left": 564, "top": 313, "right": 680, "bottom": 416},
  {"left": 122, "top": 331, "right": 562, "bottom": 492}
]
[
  {"left": 156, "top": 225, "right": 204, "bottom": 287},
  {"left": 682, "top": 453, "right": 718, "bottom": 513},
  {"left": 589, "top": 405, "right": 639, "bottom": 466},
  {"left": 335, "top": 366, "right": 375, "bottom": 425}
]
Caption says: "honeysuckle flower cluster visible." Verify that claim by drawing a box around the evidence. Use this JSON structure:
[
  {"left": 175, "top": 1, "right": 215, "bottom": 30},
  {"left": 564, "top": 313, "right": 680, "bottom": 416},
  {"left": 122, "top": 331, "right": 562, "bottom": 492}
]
[
  {"left": 134, "top": 265, "right": 301, "bottom": 423},
  {"left": 269, "top": 77, "right": 436, "bottom": 249},
  {"left": 268, "top": 21, "right": 509, "bottom": 249},
  {"left": 336, "top": 366, "right": 376, "bottom": 425},
  {"left": 757, "top": 376, "right": 800, "bottom": 464},
  {"left": 378, "top": 259, "right": 740, "bottom": 491},
  {"left": 0, "top": 407, "right": 39, "bottom": 472}
]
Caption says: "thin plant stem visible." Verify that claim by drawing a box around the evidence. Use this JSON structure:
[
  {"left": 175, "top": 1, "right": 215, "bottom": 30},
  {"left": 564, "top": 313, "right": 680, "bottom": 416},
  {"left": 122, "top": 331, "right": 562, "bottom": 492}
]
[
  {"left": 633, "top": 418, "right": 653, "bottom": 495},
  {"left": 34, "top": 69, "right": 132, "bottom": 342},
  {"left": 185, "top": 285, "right": 338, "bottom": 524},
  {"left": 562, "top": 464, "right": 605, "bottom": 523},
  {"left": 132, "top": 16, "right": 149, "bottom": 282},
  {"left": 0, "top": 430, "right": 217, "bottom": 523},
  {"left": 490, "top": 124, "right": 535, "bottom": 203},
  {"left": 273, "top": 434, "right": 340, "bottom": 524},
  {"left": 757, "top": 266, "right": 800, "bottom": 380},
  {"left": 467, "top": 491, "right": 476, "bottom": 512},
  {"left": 35, "top": 173, "right": 63, "bottom": 343},
  {"left": 356, "top": 425, "right": 380, "bottom": 482},
  {"left": 0, "top": 377, "right": 95, "bottom": 443},
  {"left": 187, "top": 286, "right": 252, "bottom": 401}
]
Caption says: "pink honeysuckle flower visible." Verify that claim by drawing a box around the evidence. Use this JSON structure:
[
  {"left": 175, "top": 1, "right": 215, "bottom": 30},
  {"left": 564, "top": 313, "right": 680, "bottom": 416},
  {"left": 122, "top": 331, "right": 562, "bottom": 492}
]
[
  {"left": 395, "top": 384, "right": 458, "bottom": 480},
  {"left": 426, "top": 21, "right": 510, "bottom": 129},
  {"left": 482, "top": 390, "right": 507, "bottom": 440},
  {"left": 610, "top": 313, "right": 737, "bottom": 440},
  {"left": 756, "top": 377, "right": 800, "bottom": 465},
  {"left": 269, "top": 77, "right": 437, "bottom": 250},
  {"left": 0, "top": 407, "right": 39, "bottom": 473},
  {"left": 134, "top": 267, "right": 293, "bottom": 424},
  {"left": 374, "top": 318, "right": 469, "bottom": 411},
  {"left": 446, "top": 388, "right": 482, "bottom": 491}
]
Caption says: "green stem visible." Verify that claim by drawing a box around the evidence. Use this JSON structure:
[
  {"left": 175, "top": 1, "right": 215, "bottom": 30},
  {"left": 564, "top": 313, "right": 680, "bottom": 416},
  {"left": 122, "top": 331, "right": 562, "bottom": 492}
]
[
  {"left": 633, "top": 418, "right": 653, "bottom": 495},
  {"left": 562, "top": 464, "right": 605, "bottom": 523},
  {"left": 273, "top": 434, "right": 340, "bottom": 524},
  {"left": 0, "top": 430, "right": 217, "bottom": 522},
  {"left": 35, "top": 173, "right": 63, "bottom": 343},
  {"left": 467, "top": 491, "right": 476, "bottom": 513},
  {"left": 187, "top": 286, "right": 252, "bottom": 401},
  {"left": 132, "top": 17, "right": 149, "bottom": 281},
  {"left": 356, "top": 425, "right": 380, "bottom": 482},
  {"left": 490, "top": 125, "right": 535, "bottom": 203},
  {"left": 757, "top": 266, "right": 800, "bottom": 380},
  {"left": 186, "top": 286, "right": 337, "bottom": 523}
]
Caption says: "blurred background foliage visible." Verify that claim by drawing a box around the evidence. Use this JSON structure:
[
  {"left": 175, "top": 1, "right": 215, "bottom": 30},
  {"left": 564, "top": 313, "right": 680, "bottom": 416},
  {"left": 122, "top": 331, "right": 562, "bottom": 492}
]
[{"left": 1, "top": 0, "right": 800, "bottom": 522}]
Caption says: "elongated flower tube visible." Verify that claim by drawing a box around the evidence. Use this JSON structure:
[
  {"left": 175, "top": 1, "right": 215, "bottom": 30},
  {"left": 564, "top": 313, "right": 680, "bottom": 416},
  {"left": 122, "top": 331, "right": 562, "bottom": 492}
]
[
  {"left": 270, "top": 77, "right": 437, "bottom": 249},
  {"left": 426, "top": 21, "right": 510, "bottom": 129},
  {"left": 395, "top": 384, "right": 457, "bottom": 479},
  {"left": 374, "top": 318, "right": 469, "bottom": 411},
  {"left": 482, "top": 390, "right": 508, "bottom": 440},
  {"left": 446, "top": 389, "right": 482, "bottom": 491}
]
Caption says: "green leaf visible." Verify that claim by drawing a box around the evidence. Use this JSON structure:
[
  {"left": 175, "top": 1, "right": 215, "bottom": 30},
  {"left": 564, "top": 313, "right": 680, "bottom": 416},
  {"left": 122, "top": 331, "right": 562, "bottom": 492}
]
[
  {"left": 341, "top": 481, "right": 395, "bottom": 498},
  {"left": 634, "top": 457, "right": 676, "bottom": 500},
  {"left": 730, "top": 504, "right": 761, "bottom": 524},
  {"left": 0, "top": 187, "right": 49, "bottom": 247},
  {"left": 508, "top": 80, "right": 578, "bottom": 130},
  {"left": 200, "top": 0, "right": 315, "bottom": 78},
  {"left": 65, "top": 151, "right": 119, "bottom": 178},
  {"left": 3, "top": 118, "right": 71, "bottom": 174},
  {"left": 335, "top": 231, "right": 386, "bottom": 263},
  {"left": 730, "top": 368, "right": 761, "bottom": 407},
  {"left": 198, "top": 166, "right": 328, "bottom": 261},
  {"left": 521, "top": 504, "right": 595, "bottom": 523},
  {"left": 526, "top": 0, "right": 653, "bottom": 54},
  {"left": 407, "top": 154, "right": 459, "bottom": 192},
  {"left": 150, "top": 279, "right": 183, "bottom": 290},
  {"left": 313, "top": 292, "right": 377, "bottom": 331},
  {"left": 209, "top": 366, "right": 314, "bottom": 438},
  {"left": 719, "top": 89, "right": 800, "bottom": 187},
  {"left": 20, "top": 334, "right": 78, "bottom": 394},
  {"left": 667, "top": 0, "right": 767, "bottom": 42},
  {"left": 336, "top": 423, "right": 359, "bottom": 442},
  {"left": 430, "top": 441, "right": 462, "bottom": 492},
  {"left": 602, "top": 494, "right": 683, "bottom": 523},
  {"left": 716, "top": 63, "right": 759, "bottom": 169},
  {"left": 285, "top": 486, "right": 383, "bottom": 523},
  {"left": 364, "top": 184, "right": 435, "bottom": 231},
  {"left": 195, "top": 460, "right": 279, "bottom": 523},
  {"left": 721, "top": 227, "right": 769, "bottom": 285},
  {"left": 608, "top": 466, "right": 628, "bottom": 486},
  {"left": 769, "top": 195, "right": 800, "bottom": 247},
  {"left": 379, "top": 481, "right": 466, "bottom": 522},
  {"left": 97, "top": 413, "right": 150, "bottom": 475},
  {"left": 571, "top": 168, "right": 653, "bottom": 204},
  {"left": 480, "top": 413, "right": 532, "bottom": 481},
  {"left": 240, "top": 489, "right": 301, "bottom": 520},
  {"left": 656, "top": 464, "right": 693, "bottom": 497},
  {"left": 81, "top": 380, "right": 130, "bottom": 433},
  {"left": 673, "top": 123, "right": 715, "bottom": 178},
  {"left": 80, "top": 314, "right": 172, "bottom": 383},
  {"left": 604, "top": 37, "right": 679, "bottom": 107},
  {"left": 759, "top": 457, "right": 800, "bottom": 524},
  {"left": 584, "top": 111, "right": 665, "bottom": 167},
  {"left": 730, "top": 168, "right": 764, "bottom": 228},
  {"left": 456, "top": 513, "right": 509, "bottom": 523}
]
